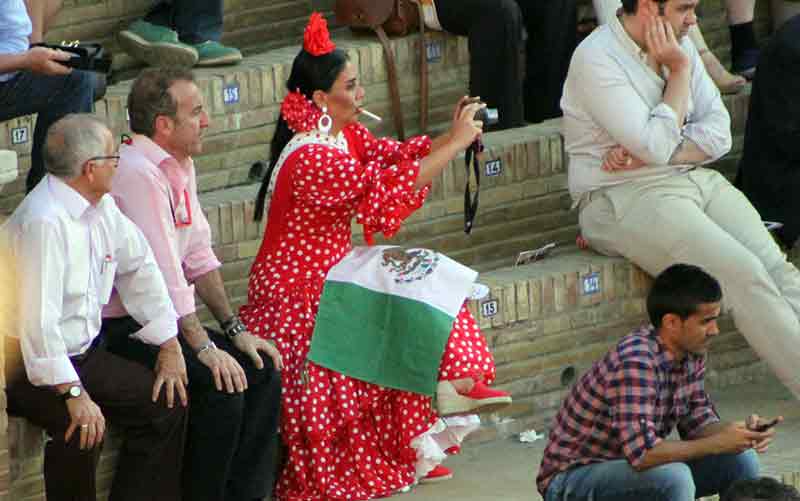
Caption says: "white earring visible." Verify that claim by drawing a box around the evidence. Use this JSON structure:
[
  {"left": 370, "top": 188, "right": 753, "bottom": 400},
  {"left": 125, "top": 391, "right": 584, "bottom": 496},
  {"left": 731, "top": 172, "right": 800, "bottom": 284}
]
[{"left": 318, "top": 105, "right": 332, "bottom": 135}]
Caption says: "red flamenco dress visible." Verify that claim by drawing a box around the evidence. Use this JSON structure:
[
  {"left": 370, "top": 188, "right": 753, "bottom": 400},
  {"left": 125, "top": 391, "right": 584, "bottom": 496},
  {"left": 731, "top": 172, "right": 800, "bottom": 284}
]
[{"left": 239, "top": 119, "right": 498, "bottom": 500}]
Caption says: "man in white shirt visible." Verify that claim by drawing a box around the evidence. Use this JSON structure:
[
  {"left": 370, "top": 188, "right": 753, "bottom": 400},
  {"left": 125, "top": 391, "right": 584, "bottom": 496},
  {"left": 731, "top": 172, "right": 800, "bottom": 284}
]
[
  {"left": 562, "top": 0, "right": 800, "bottom": 399},
  {"left": 2, "top": 114, "right": 188, "bottom": 501}
]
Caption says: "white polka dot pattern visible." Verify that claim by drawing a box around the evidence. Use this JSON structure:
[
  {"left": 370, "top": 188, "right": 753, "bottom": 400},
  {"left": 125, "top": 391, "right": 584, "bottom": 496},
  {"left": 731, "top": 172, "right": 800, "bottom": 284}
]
[{"left": 239, "top": 123, "right": 497, "bottom": 500}]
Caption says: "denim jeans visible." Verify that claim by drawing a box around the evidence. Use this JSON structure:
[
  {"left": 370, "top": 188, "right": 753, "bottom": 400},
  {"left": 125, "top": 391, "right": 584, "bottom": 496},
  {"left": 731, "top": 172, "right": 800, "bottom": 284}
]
[
  {"left": 544, "top": 450, "right": 760, "bottom": 501},
  {"left": 0, "top": 69, "right": 95, "bottom": 193},
  {"left": 145, "top": 0, "right": 224, "bottom": 44}
]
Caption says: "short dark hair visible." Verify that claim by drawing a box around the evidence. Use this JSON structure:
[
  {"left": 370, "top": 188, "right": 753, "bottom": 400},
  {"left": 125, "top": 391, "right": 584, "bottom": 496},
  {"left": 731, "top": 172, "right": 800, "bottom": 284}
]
[
  {"left": 646, "top": 264, "right": 722, "bottom": 328},
  {"left": 621, "top": 0, "right": 669, "bottom": 14},
  {"left": 722, "top": 477, "right": 800, "bottom": 501},
  {"left": 128, "top": 67, "right": 196, "bottom": 137}
]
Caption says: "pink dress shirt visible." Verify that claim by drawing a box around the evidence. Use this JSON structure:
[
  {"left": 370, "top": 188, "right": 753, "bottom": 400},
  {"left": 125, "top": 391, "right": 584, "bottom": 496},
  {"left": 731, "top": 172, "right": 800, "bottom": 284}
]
[{"left": 104, "top": 135, "right": 221, "bottom": 320}]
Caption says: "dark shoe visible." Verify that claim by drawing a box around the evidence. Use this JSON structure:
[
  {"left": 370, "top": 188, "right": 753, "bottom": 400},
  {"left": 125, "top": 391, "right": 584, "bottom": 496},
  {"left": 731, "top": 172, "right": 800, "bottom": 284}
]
[
  {"left": 193, "top": 41, "right": 243, "bottom": 67},
  {"left": 732, "top": 48, "right": 760, "bottom": 80},
  {"left": 118, "top": 20, "right": 198, "bottom": 67}
]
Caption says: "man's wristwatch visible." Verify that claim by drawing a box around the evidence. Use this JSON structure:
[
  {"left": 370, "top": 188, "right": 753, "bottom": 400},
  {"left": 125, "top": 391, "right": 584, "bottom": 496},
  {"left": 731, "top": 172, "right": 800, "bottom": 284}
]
[
  {"left": 221, "top": 315, "right": 247, "bottom": 340},
  {"left": 61, "top": 384, "right": 82, "bottom": 401},
  {"left": 197, "top": 341, "right": 217, "bottom": 356}
]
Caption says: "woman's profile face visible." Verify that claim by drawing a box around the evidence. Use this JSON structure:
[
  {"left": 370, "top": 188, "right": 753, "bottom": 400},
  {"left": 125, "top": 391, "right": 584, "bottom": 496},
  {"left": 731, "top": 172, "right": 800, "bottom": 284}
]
[{"left": 324, "top": 61, "right": 364, "bottom": 130}]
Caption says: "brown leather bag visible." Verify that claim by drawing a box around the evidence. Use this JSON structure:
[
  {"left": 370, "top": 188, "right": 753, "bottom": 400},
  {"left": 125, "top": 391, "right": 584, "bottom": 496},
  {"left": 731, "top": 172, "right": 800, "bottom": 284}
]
[{"left": 335, "top": 0, "right": 428, "bottom": 141}]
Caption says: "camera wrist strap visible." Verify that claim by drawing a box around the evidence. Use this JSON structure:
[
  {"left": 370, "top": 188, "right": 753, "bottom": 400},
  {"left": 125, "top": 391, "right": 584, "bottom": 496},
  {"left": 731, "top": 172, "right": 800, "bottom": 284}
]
[{"left": 463, "top": 146, "right": 481, "bottom": 234}]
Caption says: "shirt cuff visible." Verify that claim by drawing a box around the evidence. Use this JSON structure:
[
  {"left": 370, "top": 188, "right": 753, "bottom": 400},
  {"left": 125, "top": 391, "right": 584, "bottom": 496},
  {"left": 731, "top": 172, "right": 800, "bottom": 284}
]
[
  {"left": 131, "top": 307, "right": 179, "bottom": 346},
  {"left": 621, "top": 417, "right": 662, "bottom": 469},
  {"left": 684, "top": 412, "right": 721, "bottom": 439},
  {"left": 25, "top": 355, "right": 80, "bottom": 387},
  {"left": 184, "top": 255, "right": 222, "bottom": 283},
  {"left": 170, "top": 283, "right": 197, "bottom": 318}
]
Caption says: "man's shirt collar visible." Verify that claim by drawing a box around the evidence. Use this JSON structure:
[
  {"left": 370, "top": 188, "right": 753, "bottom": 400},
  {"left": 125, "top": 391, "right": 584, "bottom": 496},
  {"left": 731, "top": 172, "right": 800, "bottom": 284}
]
[{"left": 47, "top": 175, "right": 111, "bottom": 222}]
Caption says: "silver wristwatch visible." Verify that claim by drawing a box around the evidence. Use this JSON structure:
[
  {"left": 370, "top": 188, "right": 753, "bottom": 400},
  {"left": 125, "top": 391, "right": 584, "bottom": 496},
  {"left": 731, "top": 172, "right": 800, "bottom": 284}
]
[{"left": 197, "top": 340, "right": 217, "bottom": 356}]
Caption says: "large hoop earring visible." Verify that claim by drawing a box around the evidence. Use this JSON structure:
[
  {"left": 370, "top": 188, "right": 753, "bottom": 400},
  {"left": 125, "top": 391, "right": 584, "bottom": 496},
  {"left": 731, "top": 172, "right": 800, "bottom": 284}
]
[{"left": 318, "top": 105, "right": 332, "bottom": 135}]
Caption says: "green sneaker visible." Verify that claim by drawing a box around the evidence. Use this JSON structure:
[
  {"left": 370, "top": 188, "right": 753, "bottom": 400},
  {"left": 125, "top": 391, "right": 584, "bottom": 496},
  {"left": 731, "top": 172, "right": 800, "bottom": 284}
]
[
  {"left": 118, "top": 20, "right": 198, "bottom": 67},
  {"left": 194, "top": 41, "right": 243, "bottom": 67}
]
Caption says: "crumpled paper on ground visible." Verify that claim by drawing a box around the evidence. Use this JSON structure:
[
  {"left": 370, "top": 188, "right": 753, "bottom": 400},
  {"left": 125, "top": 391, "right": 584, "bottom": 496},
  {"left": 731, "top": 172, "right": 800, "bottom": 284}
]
[{"left": 518, "top": 429, "right": 545, "bottom": 443}]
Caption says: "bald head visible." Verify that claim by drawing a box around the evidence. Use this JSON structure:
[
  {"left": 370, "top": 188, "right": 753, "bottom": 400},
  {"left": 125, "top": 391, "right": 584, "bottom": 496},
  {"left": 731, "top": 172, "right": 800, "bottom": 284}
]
[{"left": 43, "top": 114, "right": 111, "bottom": 180}]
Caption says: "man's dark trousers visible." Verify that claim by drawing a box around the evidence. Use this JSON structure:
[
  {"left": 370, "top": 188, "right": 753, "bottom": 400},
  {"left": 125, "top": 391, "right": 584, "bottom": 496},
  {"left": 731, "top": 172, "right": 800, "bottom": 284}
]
[
  {"left": 102, "top": 316, "right": 282, "bottom": 501},
  {"left": 144, "top": 0, "right": 224, "bottom": 44},
  {"left": 4, "top": 336, "right": 187, "bottom": 501},
  {"left": 0, "top": 69, "right": 95, "bottom": 193}
]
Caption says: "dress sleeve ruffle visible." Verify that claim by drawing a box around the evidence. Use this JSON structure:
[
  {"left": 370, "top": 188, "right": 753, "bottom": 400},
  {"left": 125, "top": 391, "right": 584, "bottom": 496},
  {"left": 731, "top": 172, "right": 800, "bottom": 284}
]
[{"left": 349, "top": 125, "right": 432, "bottom": 244}]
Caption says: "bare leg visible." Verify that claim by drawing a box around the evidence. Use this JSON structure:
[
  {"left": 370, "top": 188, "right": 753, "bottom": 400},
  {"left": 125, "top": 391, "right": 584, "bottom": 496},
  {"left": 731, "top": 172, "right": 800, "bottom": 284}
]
[
  {"left": 690, "top": 24, "right": 746, "bottom": 94},
  {"left": 726, "top": 0, "right": 756, "bottom": 25}
]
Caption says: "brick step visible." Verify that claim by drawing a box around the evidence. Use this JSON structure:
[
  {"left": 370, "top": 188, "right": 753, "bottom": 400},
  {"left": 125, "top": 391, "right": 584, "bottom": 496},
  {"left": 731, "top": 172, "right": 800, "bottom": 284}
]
[
  {"left": 453, "top": 247, "right": 771, "bottom": 439},
  {"left": 43, "top": 0, "right": 329, "bottom": 74},
  {"left": 0, "top": 30, "right": 468, "bottom": 214}
]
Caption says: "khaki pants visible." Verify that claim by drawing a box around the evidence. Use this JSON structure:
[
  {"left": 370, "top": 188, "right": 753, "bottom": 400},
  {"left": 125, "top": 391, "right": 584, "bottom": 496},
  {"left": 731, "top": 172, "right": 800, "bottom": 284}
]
[{"left": 580, "top": 168, "right": 800, "bottom": 397}]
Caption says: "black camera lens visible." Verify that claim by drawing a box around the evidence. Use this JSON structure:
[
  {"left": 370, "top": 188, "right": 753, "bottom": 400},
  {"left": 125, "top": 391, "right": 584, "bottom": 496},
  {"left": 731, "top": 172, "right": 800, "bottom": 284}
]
[{"left": 475, "top": 107, "right": 499, "bottom": 126}]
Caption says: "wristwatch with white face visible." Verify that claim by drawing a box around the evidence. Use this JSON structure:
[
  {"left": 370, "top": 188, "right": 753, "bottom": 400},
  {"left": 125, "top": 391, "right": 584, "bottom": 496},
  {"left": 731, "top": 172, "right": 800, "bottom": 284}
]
[{"left": 61, "top": 385, "right": 82, "bottom": 401}]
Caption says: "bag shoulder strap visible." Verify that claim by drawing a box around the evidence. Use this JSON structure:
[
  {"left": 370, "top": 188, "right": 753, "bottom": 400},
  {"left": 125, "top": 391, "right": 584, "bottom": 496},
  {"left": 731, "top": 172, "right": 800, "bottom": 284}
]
[
  {"left": 373, "top": 25, "right": 406, "bottom": 141},
  {"left": 417, "top": 2, "right": 428, "bottom": 134}
]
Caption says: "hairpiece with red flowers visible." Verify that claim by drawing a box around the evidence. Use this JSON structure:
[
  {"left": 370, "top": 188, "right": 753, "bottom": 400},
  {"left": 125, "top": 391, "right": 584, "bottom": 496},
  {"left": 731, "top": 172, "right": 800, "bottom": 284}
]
[
  {"left": 281, "top": 89, "right": 323, "bottom": 133},
  {"left": 304, "top": 12, "right": 336, "bottom": 56}
]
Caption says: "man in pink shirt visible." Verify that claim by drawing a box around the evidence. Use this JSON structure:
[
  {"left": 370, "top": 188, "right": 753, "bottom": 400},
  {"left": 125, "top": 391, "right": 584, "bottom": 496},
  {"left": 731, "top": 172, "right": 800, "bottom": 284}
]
[{"left": 101, "top": 67, "right": 283, "bottom": 501}]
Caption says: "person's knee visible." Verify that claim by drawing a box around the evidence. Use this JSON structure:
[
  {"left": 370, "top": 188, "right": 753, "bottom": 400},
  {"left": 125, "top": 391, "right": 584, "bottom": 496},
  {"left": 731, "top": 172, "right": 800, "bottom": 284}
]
[
  {"left": 65, "top": 70, "right": 96, "bottom": 111},
  {"left": 731, "top": 449, "right": 760, "bottom": 481},
  {"left": 649, "top": 462, "right": 697, "bottom": 499}
]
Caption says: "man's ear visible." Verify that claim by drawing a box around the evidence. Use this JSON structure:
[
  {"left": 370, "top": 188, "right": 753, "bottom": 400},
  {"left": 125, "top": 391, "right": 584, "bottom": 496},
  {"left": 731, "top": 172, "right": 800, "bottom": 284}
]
[
  {"left": 153, "top": 115, "right": 174, "bottom": 137},
  {"left": 311, "top": 90, "right": 328, "bottom": 110},
  {"left": 661, "top": 312, "right": 683, "bottom": 331}
]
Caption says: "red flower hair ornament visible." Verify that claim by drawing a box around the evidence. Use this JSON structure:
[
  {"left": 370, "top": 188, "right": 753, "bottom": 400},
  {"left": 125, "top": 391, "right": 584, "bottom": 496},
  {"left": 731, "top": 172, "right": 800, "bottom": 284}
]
[
  {"left": 304, "top": 13, "right": 336, "bottom": 56},
  {"left": 281, "top": 89, "right": 322, "bottom": 133}
]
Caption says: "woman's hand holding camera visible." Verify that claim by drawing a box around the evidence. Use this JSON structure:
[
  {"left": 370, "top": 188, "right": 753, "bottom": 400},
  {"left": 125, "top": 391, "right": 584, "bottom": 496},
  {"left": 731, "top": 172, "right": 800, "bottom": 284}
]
[{"left": 449, "top": 96, "right": 485, "bottom": 151}]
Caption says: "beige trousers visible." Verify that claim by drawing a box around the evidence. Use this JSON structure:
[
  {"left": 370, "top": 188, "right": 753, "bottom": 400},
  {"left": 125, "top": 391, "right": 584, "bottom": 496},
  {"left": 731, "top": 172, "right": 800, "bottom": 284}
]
[{"left": 580, "top": 168, "right": 800, "bottom": 398}]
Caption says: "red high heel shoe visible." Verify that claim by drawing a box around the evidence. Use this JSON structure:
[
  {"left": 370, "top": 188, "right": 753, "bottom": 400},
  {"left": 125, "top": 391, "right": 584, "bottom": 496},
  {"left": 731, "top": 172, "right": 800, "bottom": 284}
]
[
  {"left": 420, "top": 465, "right": 453, "bottom": 484},
  {"left": 436, "top": 380, "right": 512, "bottom": 416}
]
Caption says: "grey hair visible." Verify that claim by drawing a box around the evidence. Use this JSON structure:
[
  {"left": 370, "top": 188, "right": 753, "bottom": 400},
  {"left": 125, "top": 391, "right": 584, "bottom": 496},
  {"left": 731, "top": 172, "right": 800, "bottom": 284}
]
[{"left": 43, "top": 114, "right": 110, "bottom": 180}]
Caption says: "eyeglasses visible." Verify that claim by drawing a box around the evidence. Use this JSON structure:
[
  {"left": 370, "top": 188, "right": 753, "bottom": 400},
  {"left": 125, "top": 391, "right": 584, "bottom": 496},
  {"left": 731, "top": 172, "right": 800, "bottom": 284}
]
[{"left": 87, "top": 155, "right": 120, "bottom": 166}]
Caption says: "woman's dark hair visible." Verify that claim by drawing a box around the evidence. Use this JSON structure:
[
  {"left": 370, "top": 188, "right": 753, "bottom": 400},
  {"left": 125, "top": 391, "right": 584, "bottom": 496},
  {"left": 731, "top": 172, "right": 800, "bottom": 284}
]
[
  {"left": 646, "top": 263, "right": 722, "bottom": 328},
  {"left": 253, "top": 48, "right": 349, "bottom": 221}
]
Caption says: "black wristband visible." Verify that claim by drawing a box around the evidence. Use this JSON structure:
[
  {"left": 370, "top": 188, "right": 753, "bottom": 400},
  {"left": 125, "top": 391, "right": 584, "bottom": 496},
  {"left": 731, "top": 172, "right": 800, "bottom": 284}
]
[{"left": 222, "top": 315, "right": 247, "bottom": 339}]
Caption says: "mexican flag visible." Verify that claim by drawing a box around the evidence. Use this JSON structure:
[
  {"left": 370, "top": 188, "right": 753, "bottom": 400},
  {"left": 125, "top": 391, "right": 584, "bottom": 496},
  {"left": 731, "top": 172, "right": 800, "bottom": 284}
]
[{"left": 308, "top": 246, "right": 478, "bottom": 396}]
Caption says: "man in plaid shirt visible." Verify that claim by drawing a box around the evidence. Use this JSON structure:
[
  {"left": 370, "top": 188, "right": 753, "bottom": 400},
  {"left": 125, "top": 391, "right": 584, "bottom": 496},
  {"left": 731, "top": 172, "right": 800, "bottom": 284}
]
[{"left": 538, "top": 264, "right": 780, "bottom": 501}]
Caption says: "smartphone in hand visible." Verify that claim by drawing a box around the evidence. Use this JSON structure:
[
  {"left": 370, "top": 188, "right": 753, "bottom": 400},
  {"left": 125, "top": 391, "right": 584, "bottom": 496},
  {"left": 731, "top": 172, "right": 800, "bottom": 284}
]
[{"left": 754, "top": 417, "right": 781, "bottom": 432}]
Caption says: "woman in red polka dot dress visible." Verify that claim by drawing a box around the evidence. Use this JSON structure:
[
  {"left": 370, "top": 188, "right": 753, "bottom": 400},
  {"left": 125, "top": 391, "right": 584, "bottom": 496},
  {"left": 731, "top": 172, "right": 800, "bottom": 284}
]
[{"left": 239, "top": 13, "right": 511, "bottom": 500}]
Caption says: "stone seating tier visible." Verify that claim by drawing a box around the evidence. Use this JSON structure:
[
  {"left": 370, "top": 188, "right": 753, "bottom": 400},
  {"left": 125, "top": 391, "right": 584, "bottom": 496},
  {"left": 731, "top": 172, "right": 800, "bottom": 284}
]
[{"left": 0, "top": 0, "right": 779, "bottom": 497}]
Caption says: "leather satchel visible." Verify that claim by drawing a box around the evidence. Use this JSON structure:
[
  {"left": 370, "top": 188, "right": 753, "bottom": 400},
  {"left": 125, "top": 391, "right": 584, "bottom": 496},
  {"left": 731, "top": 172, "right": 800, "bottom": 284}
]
[{"left": 335, "top": 0, "right": 428, "bottom": 141}]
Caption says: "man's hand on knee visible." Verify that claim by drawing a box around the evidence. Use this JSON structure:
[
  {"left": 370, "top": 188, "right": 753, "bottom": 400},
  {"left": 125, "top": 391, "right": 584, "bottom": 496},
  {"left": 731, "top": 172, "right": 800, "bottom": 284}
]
[
  {"left": 198, "top": 345, "right": 248, "bottom": 393},
  {"left": 153, "top": 337, "right": 189, "bottom": 408},
  {"left": 64, "top": 389, "right": 106, "bottom": 450},
  {"left": 232, "top": 331, "right": 284, "bottom": 371}
]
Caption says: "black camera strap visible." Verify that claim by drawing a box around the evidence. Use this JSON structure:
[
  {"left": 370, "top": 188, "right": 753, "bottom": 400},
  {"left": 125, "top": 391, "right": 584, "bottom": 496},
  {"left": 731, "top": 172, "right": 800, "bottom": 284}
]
[{"left": 463, "top": 144, "right": 481, "bottom": 234}]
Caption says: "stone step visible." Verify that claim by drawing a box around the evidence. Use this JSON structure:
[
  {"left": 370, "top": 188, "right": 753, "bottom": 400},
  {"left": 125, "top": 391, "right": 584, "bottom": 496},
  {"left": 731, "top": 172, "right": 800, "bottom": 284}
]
[
  {"left": 454, "top": 247, "right": 771, "bottom": 440},
  {"left": 44, "top": 0, "right": 331, "bottom": 74},
  {"left": 0, "top": 30, "right": 468, "bottom": 214}
]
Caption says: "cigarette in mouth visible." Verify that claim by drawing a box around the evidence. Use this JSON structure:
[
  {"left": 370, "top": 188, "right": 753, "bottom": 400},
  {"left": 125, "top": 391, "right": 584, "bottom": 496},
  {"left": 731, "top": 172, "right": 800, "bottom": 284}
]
[{"left": 358, "top": 108, "right": 382, "bottom": 122}]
